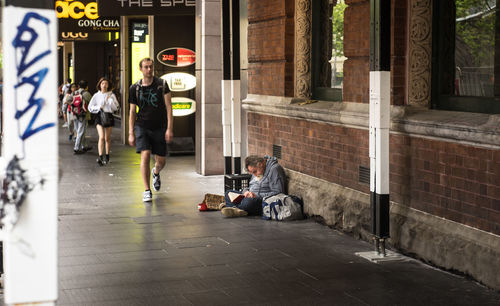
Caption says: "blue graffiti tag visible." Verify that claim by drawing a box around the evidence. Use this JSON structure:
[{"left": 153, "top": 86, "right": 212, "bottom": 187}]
[{"left": 12, "top": 12, "right": 55, "bottom": 140}]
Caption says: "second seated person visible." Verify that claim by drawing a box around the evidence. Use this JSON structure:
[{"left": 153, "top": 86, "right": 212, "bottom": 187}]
[{"left": 88, "top": 77, "right": 120, "bottom": 166}]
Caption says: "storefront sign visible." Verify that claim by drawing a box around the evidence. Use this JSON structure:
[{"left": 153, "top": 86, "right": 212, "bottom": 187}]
[
  {"left": 171, "top": 97, "right": 196, "bottom": 116},
  {"left": 161, "top": 72, "right": 196, "bottom": 91},
  {"left": 157, "top": 47, "right": 195, "bottom": 67},
  {"left": 59, "top": 31, "right": 119, "bottom": 41},
  {"left": 57, "top": 0, "right": 120, "bottom": 36},
  {"left": 97, "top": 0, "right": 195, "bottom": 16}
]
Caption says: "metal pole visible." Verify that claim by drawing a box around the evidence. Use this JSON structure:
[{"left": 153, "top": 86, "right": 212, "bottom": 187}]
[
  {"left": 231, "top": 0, "right": 241, "bottom": 174},
  {"left": 221, "top": 0, "right": 232, "bottom": 175},
  {"left": 369, "top": 0, "right": 391, "bottom": 255},
  {"left": 2, "top": 0, "right": 58, "bottom": 303}
]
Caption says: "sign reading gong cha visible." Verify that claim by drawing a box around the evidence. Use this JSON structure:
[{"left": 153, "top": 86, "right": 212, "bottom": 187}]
[{"left": 157, "top": 47, "right": 195, "bottom": 67}]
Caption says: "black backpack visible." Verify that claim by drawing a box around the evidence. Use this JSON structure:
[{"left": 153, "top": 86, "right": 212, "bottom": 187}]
[{"left": 134, "top": 78, "right": 167, "bottom": 104}]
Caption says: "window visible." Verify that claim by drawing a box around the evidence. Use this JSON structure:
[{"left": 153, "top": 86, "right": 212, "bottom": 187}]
[
  {"left": 311, "top": 0, "right": 346, "bottom": 101},
  {"left": 432, "top": 0, "right": 500, "bottom": 114}
]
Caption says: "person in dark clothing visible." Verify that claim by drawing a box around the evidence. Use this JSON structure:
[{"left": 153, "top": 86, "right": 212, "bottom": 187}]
[
  {"left": 221, "top": 155, "right": 286, "bottom": 217},
  {"left": 128, "top": 57, "right": 173, "bottom": 202}
]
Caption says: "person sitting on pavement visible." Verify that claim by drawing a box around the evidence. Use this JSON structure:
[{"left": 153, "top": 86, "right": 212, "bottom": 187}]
[{"left": 221, "top": 155, "right": 286, "bottom": 218}]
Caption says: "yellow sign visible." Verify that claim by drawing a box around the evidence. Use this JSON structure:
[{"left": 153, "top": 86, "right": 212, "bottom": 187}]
[
  {"left": 56, "top": 1, "right": 99, "bottom": 19},
  {"left": 131, "top": 35, "right": 150, "bottom": 84},
  {"left": 172, "top": 102, "right": 192, "bottom": 110},
  {"left": 171, "top": 97, "right": 196, "bottom": 116}
]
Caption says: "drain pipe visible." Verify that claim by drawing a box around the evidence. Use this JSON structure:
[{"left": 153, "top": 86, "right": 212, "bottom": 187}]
[
  {"left": 231, "top": 0, "right": 241, "bottom": 174},
  {"left": 369, "top": 0, "right": 391, "bottom": 255},
  {"left": 221, "top": 0, "right": 232, "bottom": 175}
]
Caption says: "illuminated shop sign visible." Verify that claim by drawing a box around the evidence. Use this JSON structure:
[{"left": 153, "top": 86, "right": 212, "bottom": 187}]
[
  {"left": 160, "top": 72, "right": 196, "bottom": 92},
  {"left": 97, "top": 0, "right": 195, "bottom": 16},
  {"left": 57, "top": 0, "right": 120, "bottom": 34},
  {"left": 59, "top": 31, "right": 119, "bottom": 42},
  {"left": 157, "top": 48, "right": 195, "bottom": 67},
  {"left": 171, "top": 97, "right": 196, "bottom": 116},
  {"left": 56, "top": 0, "right": 99, "bottom": 19}
]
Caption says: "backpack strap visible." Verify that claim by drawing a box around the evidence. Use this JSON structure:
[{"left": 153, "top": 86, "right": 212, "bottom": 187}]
[
  {"left": 161, "top": 78, "right": 167, "bottom": 96},
  {"left": 135, "top": 79, "right": 141, "bottom": 104}
]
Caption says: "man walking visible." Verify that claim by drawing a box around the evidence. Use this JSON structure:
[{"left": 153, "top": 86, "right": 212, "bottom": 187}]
[{"left": 128, "top": 57, "right": 173, "bottom": 202}]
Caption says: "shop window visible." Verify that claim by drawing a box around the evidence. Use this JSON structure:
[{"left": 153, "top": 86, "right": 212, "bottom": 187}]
[
  {"left": 432, "top": 0, "right": 500, "bottom": 114},
  {"left": 311, "top": 0, "right": 346, "bottom": 101}
]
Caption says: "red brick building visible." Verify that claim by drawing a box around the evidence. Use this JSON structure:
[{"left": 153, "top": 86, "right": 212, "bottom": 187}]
[{"left": 242, "top": 0, "right": 500, "bottom": 289}]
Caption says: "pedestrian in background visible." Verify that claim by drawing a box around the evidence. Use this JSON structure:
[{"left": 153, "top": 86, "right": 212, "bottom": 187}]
[
  {"left": 72, "top": 80, "right": 92, "bottom": 154},
  {"left": 60, "top": 78, "right": 71, "bottom": 127},
  {"left": 128, "top": 57, "right": 173, "bottom": 202},
  {"left": 63, "top": 83, "right": 77, "bottom": 142},
  {"left": 88, "top": 77, "right": 119, "bottom": 166}
]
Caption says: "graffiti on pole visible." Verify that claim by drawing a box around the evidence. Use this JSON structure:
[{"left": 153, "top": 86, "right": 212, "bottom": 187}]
[{"left": 2, "top": 3, "right": 58, "bottom": 304}]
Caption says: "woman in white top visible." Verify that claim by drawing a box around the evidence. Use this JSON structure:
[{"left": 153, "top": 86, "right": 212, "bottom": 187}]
[{"left": 88, "top": 77, "right": 119, "bottom": 166}]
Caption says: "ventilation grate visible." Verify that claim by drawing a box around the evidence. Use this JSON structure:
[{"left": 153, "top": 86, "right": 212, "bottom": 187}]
[
  {"left": 272, "top": 144, "right": 282, "bottom": 159},
  {"left": 359, "top": 166, "right": 370, "bottom": 184}
]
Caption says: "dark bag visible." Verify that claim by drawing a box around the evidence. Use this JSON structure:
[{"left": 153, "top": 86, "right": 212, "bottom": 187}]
[{"left": 99, "top": 111, "right": 112, "bottom": 126}]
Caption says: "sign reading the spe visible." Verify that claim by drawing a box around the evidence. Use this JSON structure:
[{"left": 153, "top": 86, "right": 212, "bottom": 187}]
[
  {"left": 160, "top": 72, "right": 196, "bottom": 91},
  {"left": 171, "top": 97, "right": 196, "bottom": 117},
  {"left": 157, "top": 48, "right": 195, "bottom": 67},
  {"left": 97, "top": 0, "right": 195, "bottom": 16}
]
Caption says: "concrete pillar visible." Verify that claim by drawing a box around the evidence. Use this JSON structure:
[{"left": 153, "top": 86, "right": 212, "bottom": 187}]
[
  {"left": 196, "top": 0, "right": 224, "bottom": 175},
  {"left": 120, "top": 16, "right": 130, "bottom": 145}
]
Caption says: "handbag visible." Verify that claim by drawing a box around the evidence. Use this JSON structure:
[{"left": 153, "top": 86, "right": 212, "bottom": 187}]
[{"left": 99, "top": 110, "right": 112, "bottom": 126}]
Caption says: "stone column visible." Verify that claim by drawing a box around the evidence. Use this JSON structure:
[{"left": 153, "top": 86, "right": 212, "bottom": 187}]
[
  {"left": 196, "top": 0, "right": 224, "bottom": 175},
  {"left": 295, "top": 0, "right": 312, "bottom": 98},
  {"left": 408, "top": 0, "right": 433, "bottom": 107}
]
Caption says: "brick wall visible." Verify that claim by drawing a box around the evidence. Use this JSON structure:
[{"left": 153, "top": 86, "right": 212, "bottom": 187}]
[
  {"left": 343, "top": 0, "right": 370, "bottom": 103},
  {"left": 247, "top": 0, "right": 294, "bottom": 96},
  {"left": 343, "top": 0, "right": 407, "bottom": 105},
  {"left": 392, "top": 0, "right": 408, "bottom": 106},
  {"left": 248, "top": 112, "right": 500, "bottom": 235}
]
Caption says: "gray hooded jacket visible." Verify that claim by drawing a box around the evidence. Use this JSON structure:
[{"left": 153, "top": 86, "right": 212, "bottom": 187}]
[{"left": 247, "top": 156, "right": 286, "bottom": 199}]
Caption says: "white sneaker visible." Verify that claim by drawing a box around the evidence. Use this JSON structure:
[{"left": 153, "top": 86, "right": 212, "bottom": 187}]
[
  {"left": 152, "top": 167, "right": 161, "bottom": 191},
  {"left": 62, "top": 123, "right": 68, "bottom": 127},
  {"left": 143, "top": 190, "right": 152, "bottom": 202}
]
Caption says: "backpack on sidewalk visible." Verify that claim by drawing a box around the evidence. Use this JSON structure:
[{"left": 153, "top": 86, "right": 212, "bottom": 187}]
[
  {"left": 262, "top": 193, "right": 304, "bottom": 221},
  {"left": 71, "top": 92, "right": 87, "bottom": 116}
]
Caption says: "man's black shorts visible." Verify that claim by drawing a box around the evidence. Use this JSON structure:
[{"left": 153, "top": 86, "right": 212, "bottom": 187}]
[{"left": 134, "top": 125, "right": 167, "bottom": 156}]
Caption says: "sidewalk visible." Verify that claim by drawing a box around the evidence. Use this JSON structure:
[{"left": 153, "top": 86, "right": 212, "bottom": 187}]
[{"left": 55, "top": 122, "right": 500, "bottom": 305}]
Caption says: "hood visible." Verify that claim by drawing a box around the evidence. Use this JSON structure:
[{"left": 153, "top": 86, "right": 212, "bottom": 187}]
[{"left": 263, "top": 155, "right": 278, "bottom": 177}]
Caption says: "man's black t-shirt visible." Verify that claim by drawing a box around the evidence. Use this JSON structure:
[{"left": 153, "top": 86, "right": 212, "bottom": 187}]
[{"left": 129, "top": 77, "right": 171, "bottom": 130}]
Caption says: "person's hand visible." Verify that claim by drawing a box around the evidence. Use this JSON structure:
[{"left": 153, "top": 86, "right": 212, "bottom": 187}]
[
  {"left": 165, "top": 128, "right": 173, "bottom": 143},
  {"left": 244, "top": 191, "right": 256, "bottom": 198},
  {"left": 128, "top": 133, "right": 135, "bottom": 147}
]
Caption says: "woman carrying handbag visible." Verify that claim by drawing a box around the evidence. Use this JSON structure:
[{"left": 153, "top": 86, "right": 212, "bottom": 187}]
[{"left": 88, "top": 77, "right": 120, "bottom": 166}]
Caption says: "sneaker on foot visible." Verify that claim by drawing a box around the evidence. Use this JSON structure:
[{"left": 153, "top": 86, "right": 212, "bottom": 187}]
[
  {"left": 152, "top": 167, "right": 161, "bottom": 191},
  {"left": 96, "top": 158, "right": 104, "bottom": 166},
  {"left": 221, "top": 207, "right": 248, "bottom": 218},
  {"left": 143, "top": 190, "right": 152, "bottom": 202},
  {"left": 62, "top": 123, "right": 68, "bottom": 127}
]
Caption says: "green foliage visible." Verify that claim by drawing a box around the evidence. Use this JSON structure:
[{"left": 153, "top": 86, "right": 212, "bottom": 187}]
[
  {"left": 332, "top": 1, "right": 347, "bottom": 58},
  {"left": 455, "top": 0, "right": 495, "bottom": 67}
]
